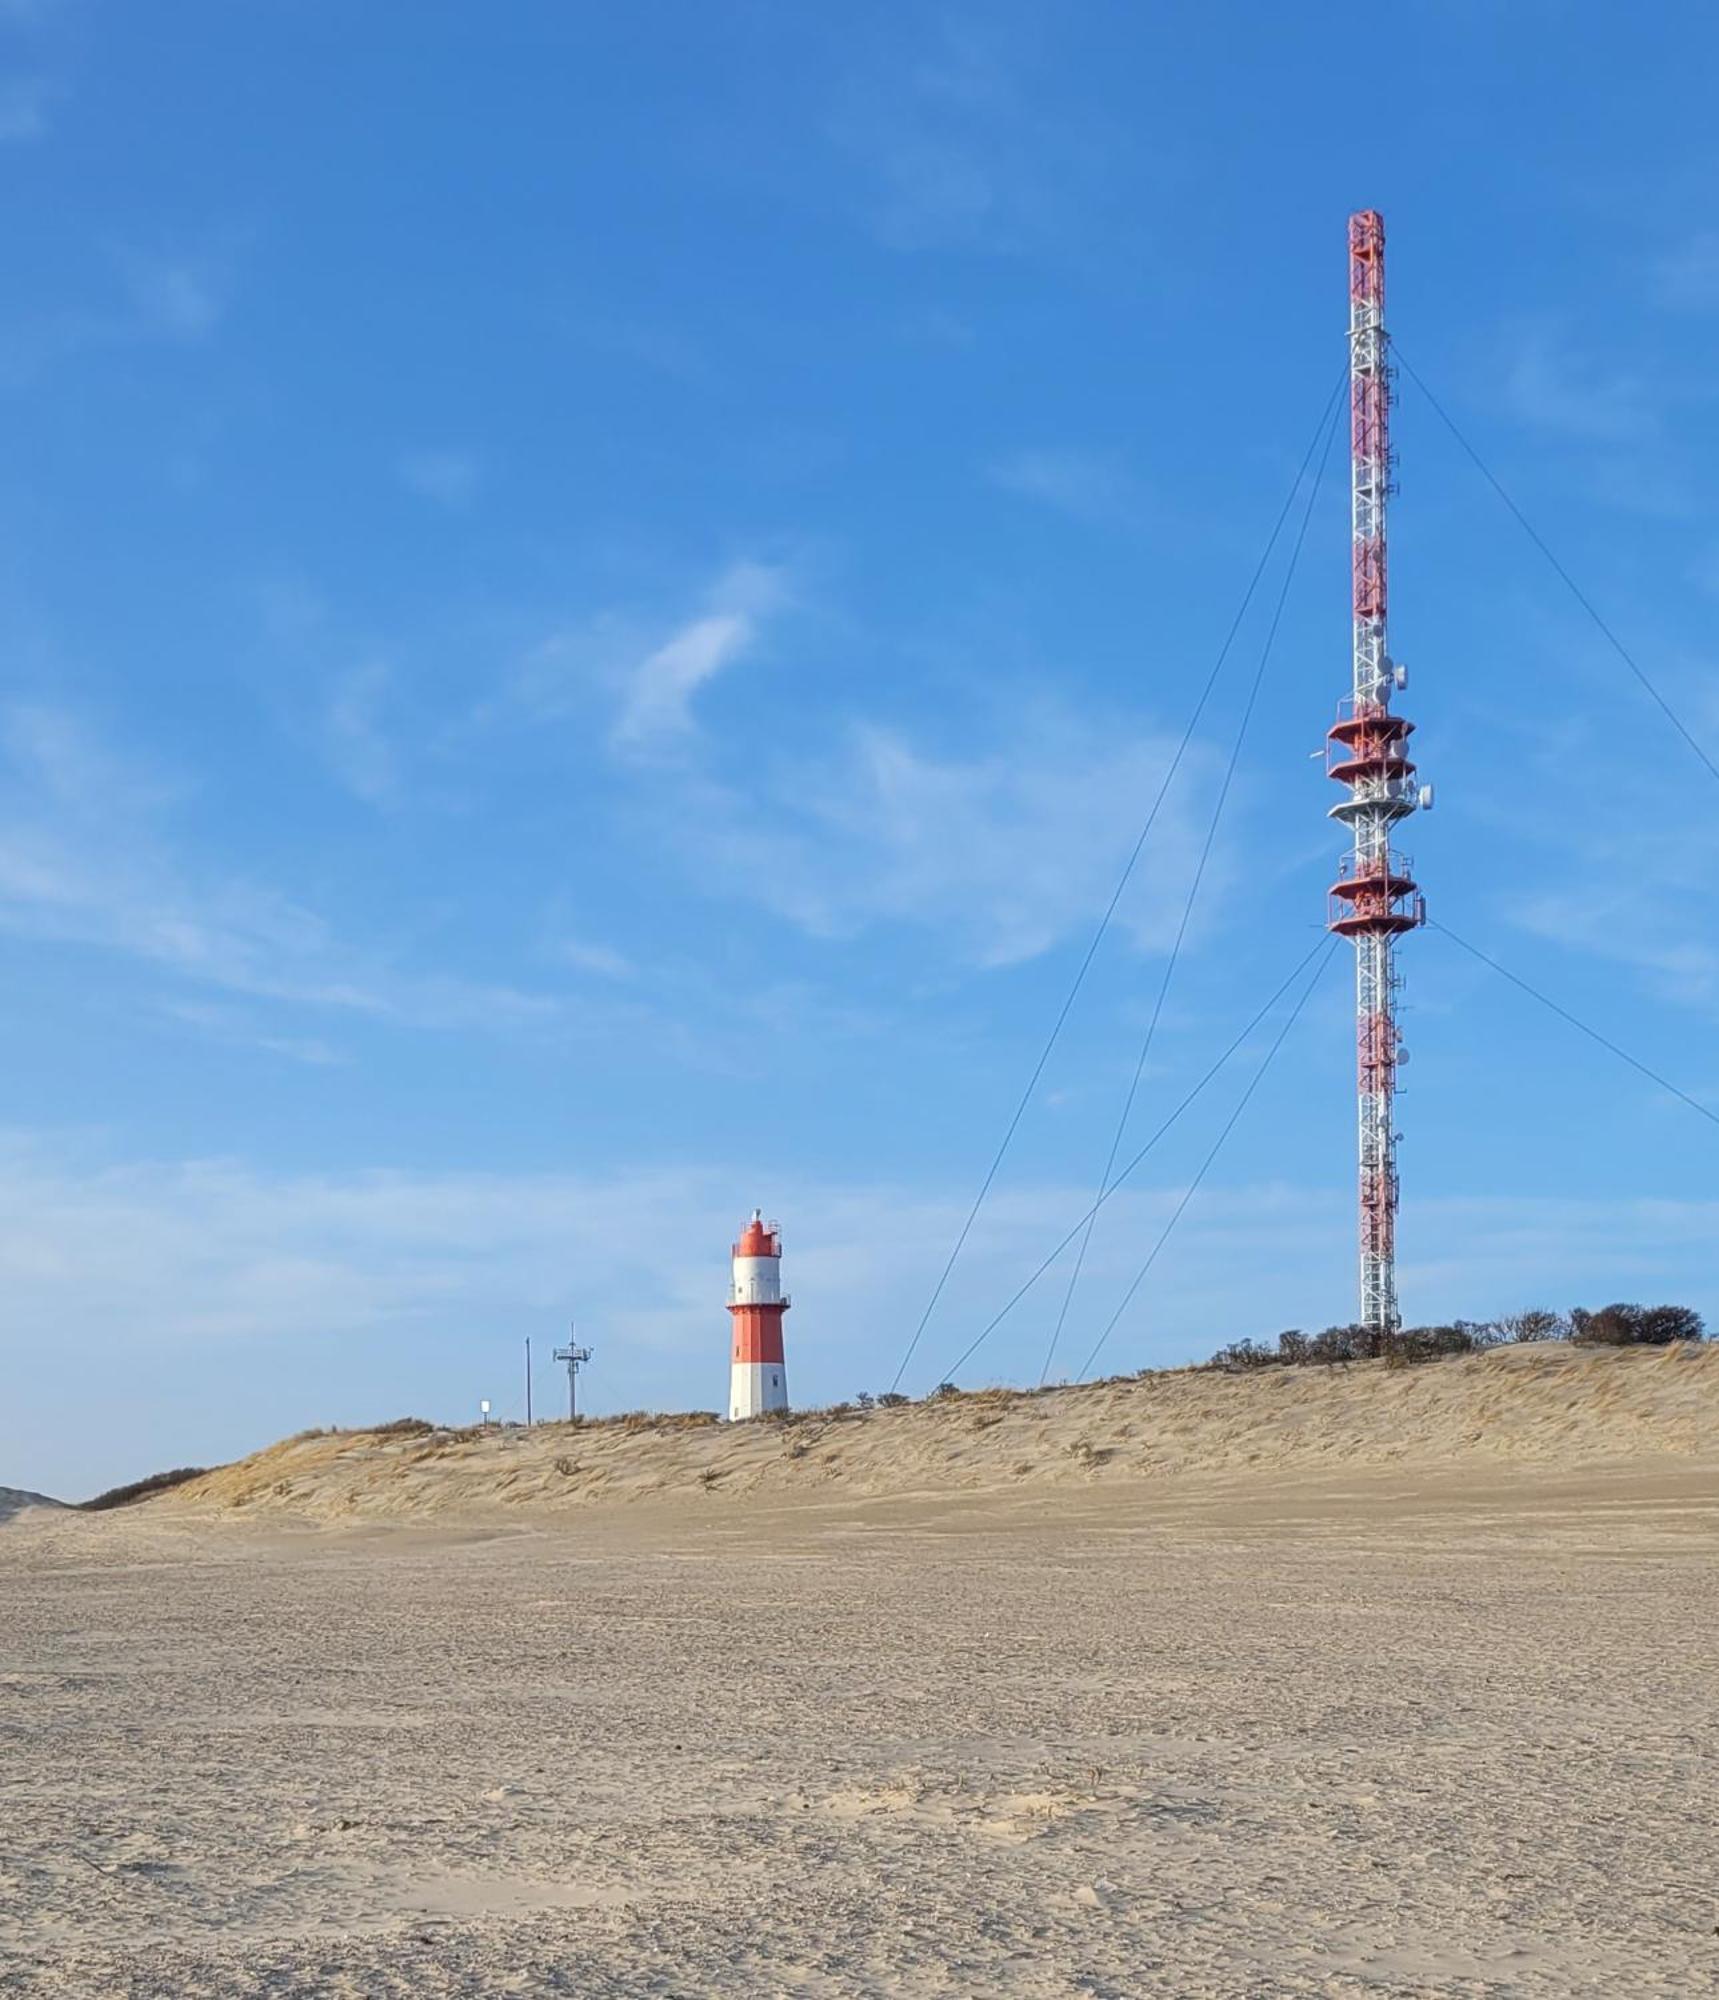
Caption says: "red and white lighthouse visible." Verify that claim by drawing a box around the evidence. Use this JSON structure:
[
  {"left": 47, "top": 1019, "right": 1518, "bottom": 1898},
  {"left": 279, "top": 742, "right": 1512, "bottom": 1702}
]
[{"left": 728, "top": 1209, "right": 790, "bottom": 1420}]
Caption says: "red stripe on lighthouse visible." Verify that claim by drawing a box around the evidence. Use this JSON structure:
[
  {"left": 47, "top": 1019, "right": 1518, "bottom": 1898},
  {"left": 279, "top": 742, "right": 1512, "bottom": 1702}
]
[{"left": 730, "top": 1304, "right": 786, "bottom": 1365}]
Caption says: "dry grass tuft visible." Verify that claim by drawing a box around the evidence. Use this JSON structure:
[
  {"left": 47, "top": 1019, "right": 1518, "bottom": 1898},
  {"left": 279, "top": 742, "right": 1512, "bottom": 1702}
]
[
  {"left": 79, "top": 1466, "right": 214, "bottom": 1512},
  {"left": 578, "top": 1408, "right": 720, "bottom": 1433}
]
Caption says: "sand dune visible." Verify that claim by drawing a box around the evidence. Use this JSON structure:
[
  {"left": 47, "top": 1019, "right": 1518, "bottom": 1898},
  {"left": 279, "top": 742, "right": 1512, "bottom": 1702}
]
[
  {"left": 6, "top": 1340, "right": 1715, "bottom": 1995},
  {"left": 156, "top": 1339, "right": 1716, "bottom": 1525}
]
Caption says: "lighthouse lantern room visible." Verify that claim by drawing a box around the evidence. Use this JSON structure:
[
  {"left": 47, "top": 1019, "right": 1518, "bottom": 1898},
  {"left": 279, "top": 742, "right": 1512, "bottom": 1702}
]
[{"left": 728, "top": 1209, "right": 790, "bottom": 1420}]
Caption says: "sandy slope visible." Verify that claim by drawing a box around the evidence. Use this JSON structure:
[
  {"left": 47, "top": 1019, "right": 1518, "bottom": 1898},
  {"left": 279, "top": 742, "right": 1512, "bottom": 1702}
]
[
  {"left": 157, "top": 1340, "right": 1716, "bottom": 1524},
  {"left": 3, "top": 1343, "right": 1714, "bottom": 1997}
]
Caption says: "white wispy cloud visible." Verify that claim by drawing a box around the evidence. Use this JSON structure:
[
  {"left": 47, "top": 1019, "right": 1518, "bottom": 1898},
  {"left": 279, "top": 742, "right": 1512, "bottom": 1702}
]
[
  {"left": 829, "top": 17, "right": 1135, "bottom": 258},
  {"left": 989, "top": 446, "right": 1153, "bottom": 528},
  {"left": 322, "top": 660, "right": 401, "bottom": 807},
  {"left": 564, "top": 313, "right": 707, "bottom": 381},
  {"left": 1511, "top": 888, "right": 1719, "bottom": 1018},
  {"left": 0, "top": 1151, "right": 1316, "bottom": 1382},
  {"left": 1652, "top": 231, "right": 1719, "bottom": 312},
  {"left": 897, "top": 303, "right": 976, "bottom": 348},
  {"left": 254, "top": 583, "right": 417, "bottom": 809},
  {"left": 614, "top": 614, "right": 751, "bottom": 748},
  {"left": 609, "top": 561, "right": 790, "bottom": 753},
  {"left": 499, "top": 561, "right": 793, "bottom": 753},
  {"left": 161, "top": 1000, "right": 349, "bottom": 1069},
  {"left": 0, "top": 241, "right": 234, "bottom": 383},
  {"left": 551, "top": 935, "right": 634, "bottom": 980},
  {"left": 0, "top": 702, "right": 557, "bottom": 1033},
  {"left": 1490, "top": 710, "right": 1719, "bottom": 1018},
  {"left": 112, "top": 246, "right": 227, "bottom": 341},
  {"left": 398, "top": 448, "right": 481, "bottom": 507},
  {"left": 1503, "top": 323, "right": 1653, "bottom": 443},
  {"left": 0, "top": 75, "right": 52, "bottom": 141},
  {"left": 666, "top": 699, "right": 1220, "bottom": 968}
]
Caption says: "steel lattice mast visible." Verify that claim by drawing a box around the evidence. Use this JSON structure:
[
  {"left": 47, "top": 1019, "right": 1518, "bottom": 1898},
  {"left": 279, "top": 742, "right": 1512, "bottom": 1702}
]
[{"left": 1327, "top": 210, "right": 1427, "bottom": 1336}]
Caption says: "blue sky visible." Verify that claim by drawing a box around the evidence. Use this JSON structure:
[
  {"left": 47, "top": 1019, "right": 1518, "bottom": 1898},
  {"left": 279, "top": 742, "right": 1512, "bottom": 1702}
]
[{"left": 4, "top": 1, "right": 1719, "bottom": 1497}]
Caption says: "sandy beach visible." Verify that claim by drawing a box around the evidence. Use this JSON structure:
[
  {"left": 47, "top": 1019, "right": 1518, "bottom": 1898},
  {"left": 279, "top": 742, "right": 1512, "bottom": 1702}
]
[{"left": 3, "top": 1347, "right": 1715, "bottom": 1997}]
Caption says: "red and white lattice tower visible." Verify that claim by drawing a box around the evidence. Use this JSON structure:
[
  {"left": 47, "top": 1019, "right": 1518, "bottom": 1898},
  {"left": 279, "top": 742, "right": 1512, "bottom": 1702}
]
[
  {"left": 1327, "top": 211, "right": 1429, "bottom": 1336},
  {"left": 728, "top": 1209, "right": 790, "bottom": 1419}
]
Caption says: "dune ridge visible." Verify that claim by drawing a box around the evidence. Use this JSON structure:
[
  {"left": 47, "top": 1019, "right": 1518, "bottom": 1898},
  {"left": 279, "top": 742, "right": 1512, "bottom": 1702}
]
[{"left": 156, "top": 1340, "right": 1716, "bottom": 1524}]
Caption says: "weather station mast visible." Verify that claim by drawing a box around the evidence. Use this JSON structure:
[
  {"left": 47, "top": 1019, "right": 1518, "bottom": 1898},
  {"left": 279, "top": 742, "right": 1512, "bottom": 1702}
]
[{"left": 1326, "top": 211, "right": 1430, "bottom": 1336}]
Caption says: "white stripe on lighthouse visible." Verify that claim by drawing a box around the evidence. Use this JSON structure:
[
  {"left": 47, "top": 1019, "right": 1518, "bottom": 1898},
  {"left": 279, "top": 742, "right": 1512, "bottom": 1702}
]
[
  {"left": 729, "top": 1255, "right": 781, "bottom": 1306},
  {"left": 729, "top": 1361, "right": 788, "bottom": 1421}
]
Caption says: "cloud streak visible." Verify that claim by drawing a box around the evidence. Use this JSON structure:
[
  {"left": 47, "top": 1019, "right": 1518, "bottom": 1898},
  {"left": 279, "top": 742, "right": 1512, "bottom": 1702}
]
[
  {"left": 322, "top": 661, "right": 402, "bottom": 807},
  {"left": 0, "top": 702, "right": 558, "bottom": 1034},
  {"left": 398, "top": 449, "right": 481, "bottom": 507},
  {"left": 988, "top": 446, "right": 1153, "bottom": 529},
  {"left": 1653, "top": 231, "right": 1719, "bottom": 312},
  {"left": 0, "top": 241, "right": 234, "bottom": 384},
  {"left": 1503, "top": 323, "right": 1653, "bottom": 444},
  {"left": 661, "top": 700, "right": 1222, "bottom": 968},
  {"left": 828, "top": 17, "right": 1137, "bottom": 260},
  {"left": 0, "top": 75, "right": 52, "bottom": 141},
  {"left": 610, "top": 562, "right": 789, "bottom": 752},
  {"left": 114, "top": 247, "right": 226, "bottom": 341}
]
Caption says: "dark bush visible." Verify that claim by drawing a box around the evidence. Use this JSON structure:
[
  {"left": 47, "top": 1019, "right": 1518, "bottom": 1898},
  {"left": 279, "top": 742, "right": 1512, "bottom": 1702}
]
[
  {"left": 1433, "top": 1322, "right": 1485, "bottom": 1354},
  {"left": 1206, "top": 1337, "right": 1283, "bottom": 1372},
  {"left": 1497, "top": 1309, "right": 1568, "bottom": 1344},
  {"left": 1569, "top": 1303, "right": 1705, "bottom": 1347},
  {"left": 876, "top": 1392, "right": 909, "bottom": 1408},
  {"left": 1382, "top": 1322, "right": 1498, "bottom": 1368},
  {"left": 1207, "top": 1319, "right": 1507, "bottom": 1373},
  {"left": 79, "top": 1466, "right": 211, "bottom": 1512},
  {"left": 1637, "top": 1304, "right": 1706, "bottom": 1344},
  {"left": 1202, "top": 1324, "right": 1381, "bottom": 1369},
  {"left": 1203, "top": 1301, "right": 1703, "bottom": 1376},
  {"left": 1305, "top": 1323, "right": 1380, "bottom": 1365}
]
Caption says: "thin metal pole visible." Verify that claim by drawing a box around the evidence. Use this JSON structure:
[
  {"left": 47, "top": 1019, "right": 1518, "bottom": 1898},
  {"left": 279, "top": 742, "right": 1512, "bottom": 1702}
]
[
  {"left": 552, "top": 1327, "right": 591, "bottom": 1423},
  {"left": 525, "top": 1336, "right": 533, "bottom": 1427}
]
